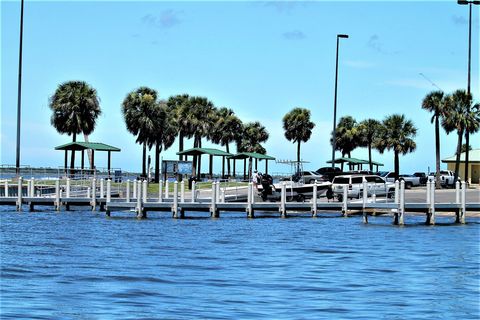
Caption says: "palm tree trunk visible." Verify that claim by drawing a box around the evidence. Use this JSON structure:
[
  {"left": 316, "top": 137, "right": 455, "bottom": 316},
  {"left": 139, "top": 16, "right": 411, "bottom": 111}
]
[
  {"left": 248, "top": 157, "right": 252, "bottom": 181},
  {"left": 70, "top": 132, "right": 76, "bottom": 170},
  {"left": 297, "top": 141, "right": 301, "bottom": 173},
  {"left": 368, "top": 144, "right": 372, "bottom": 171},
  {"left": 454, "top": 128, "right": 464, "bottom": 183},
  {"left": 226, "top": 144, "right": 231, "bottom": 176},
  {"left": 142, "top": 143, "right": 146, "bottom": 178},
  {"left": 155, "top": 143, "right": 161, "bottom": 183},
  {"left": 196, "top": 136, "right": 202, "bottom": 178},
  {"left": 394, "top": 151, "right": 400, "bottom": 181},
  {"left": 179, "top": 132, "right": 184, "bottom": 161},
  {"left": 434, "top": 115, "right": 441, "bottom": 188}
]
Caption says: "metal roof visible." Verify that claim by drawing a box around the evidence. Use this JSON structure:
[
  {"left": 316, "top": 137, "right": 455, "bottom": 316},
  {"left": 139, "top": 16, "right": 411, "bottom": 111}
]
[
  {"left": 442, "top": 149, "right": 480, "bottom": 163},
  {"left": 176, "top": 147, "right": 233, "bottom": 157},
  {"left": 55, "top": 142, "right": 121, "bottom": 152},
  {"left": 228, "top": 152, "right": 276, "bottom": 160},
  {"left": 326, "top": 157, "right": 383, "bottom": 166}
]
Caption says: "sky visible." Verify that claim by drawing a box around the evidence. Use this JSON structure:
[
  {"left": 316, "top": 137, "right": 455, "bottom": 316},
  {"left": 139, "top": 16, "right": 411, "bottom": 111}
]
[{"left": 1, "top": 0, "right": 479, "bottom": 175}]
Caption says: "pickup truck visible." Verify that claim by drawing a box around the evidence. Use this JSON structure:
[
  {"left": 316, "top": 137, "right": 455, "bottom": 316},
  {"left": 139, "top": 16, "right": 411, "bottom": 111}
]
[
  {"left": 378, "top": 171, "right": 421, "bottom": 189},
  {"left": 428, "top": 170, "right": 456, "bottom": 187}
]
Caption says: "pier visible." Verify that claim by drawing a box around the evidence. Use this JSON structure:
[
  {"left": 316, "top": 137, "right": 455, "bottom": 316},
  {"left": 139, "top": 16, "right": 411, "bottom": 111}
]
[{"left": 1, "top": 178, "right": 479, "bottom": 225}]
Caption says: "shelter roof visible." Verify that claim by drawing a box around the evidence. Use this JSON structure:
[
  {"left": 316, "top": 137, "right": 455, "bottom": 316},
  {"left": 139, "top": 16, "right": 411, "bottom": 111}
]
[
  {"left": 228, "top": 152, "right": 276, "bottom": 160},
  {"left": 442, "top": 149, "right": 480, "bottom": 163},
  {"left": 177, "top": 147, "right": 233, "bottom": 157},
  {"left": 55, "top": 142, "right": 121, "bottom": 152}
]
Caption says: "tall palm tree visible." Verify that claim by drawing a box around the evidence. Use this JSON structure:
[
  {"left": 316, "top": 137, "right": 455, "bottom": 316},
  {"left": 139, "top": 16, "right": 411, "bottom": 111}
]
[
  {"left": 330, "top": 116, "right": 358, "bottom": 170},
  {"left": 442, "top": 90, "right": 479, "bottom": 182},
  {"left": 357, "top": 118, "right": 381, "bottom": 171},
  {"left": 376, "top": 114, "right": 417, "bottom": 180},
  {"left": 121, "top": 87, "right": 158, "bottom": 177},
  {"left": 237, "top": 122, "right": 269, "bottom": 179},
  {"left": 421, "top": 90, "right": 445, "bottom": 188},
  {"left": 188, "top": 96, "right": 216, "bottom": 177},
  {"left": 152, "top": 101, "right": 177, "bottom": 183},
  {"left": 49, "top": 81, "right": 101, "bottom": 169},
  {"left": 167, "top": 94, "right": 192, "bottom": 161},
  {"left": 210, "top": 107, "right": 243, "bottom": 176},
  {"left": 282, "top": 108, "right": 315, "bottom": 173}
]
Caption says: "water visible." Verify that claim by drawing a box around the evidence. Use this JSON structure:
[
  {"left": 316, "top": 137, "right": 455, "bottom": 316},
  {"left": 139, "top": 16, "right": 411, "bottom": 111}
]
[{"left": 1, "top": 209, "right": 479, "bottom": 319}]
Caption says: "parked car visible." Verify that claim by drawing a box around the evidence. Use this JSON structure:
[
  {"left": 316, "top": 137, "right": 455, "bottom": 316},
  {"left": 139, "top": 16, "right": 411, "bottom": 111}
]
[
  {"left": 378, "top": 171, "right": 421, "bottom": 189},
  {"left": 315, "top": 167, "right": 342, "bottom": 182},
  {"left": 413, "top": 172, "right": 428, "bottom": 185},
  {"left": 331, "top": 174, "right": 395, "bottom": 201},
  {"left": 428, "top": 170, "right": 456, "bottom": 187}
]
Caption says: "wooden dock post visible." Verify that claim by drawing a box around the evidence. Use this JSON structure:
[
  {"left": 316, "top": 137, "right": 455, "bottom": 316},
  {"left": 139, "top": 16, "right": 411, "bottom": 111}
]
[
  {"left": 342, "top": 186, "right": 348, "bottom": 217},
  {"left": 136, "top": 180, "right": 143, "bottom": 218},
  {"left": 312, "top": 182, "right": 318, "bottom": 217},
  {"left": 180, "top": 180, "right": 185, "bottom": 203},
  {"left": 399, "top": 180, "right": 405, "bottom": 225},
  {"left": 362, "top": 179, "right": 368, "bottom": 223},
  {"left": 247, "top": 182, "right": 254, "bottom": 218},
  {"left": 55, "top": 179, "right": 60, "bottom": 211},
  {"left": 165, "top": 180, "right": 169, "bottom": 199},
  {"left": 455, "top": 180, "right": 460, "bottom": 223},
  {"left": 280, "top": 182, "right": 287, "bottom": 218},
  {"left": 429, "top": 180, "right": 435, "bottom": 225},
  {"left": 211, "top": 182, "right": 219, "bottom": 218},
  {"left": 158, "top": 180, "right": 163, "bottom": 203},
  {"left": 87, "top": 187, "right": 91, "bottom": 199},
  {"left": 142, "top": 180, "right": 147, "bottom": 203},
  {"left": 30, "top": 178, "right": 35, "bottom": 197},
  {"left": 100, "top": 178, "right": 104, "bottom": 199},
  {"left": 191, "top": 181, "right": 196, "bottom": 203},
  {"left": 460, "top": 181, "right": 466, "bottom": 224},
  {"left": 426, "top": 180, "right": 431, "bottom": 205},
  {"left": 394, "top": 180, "right": 400, "bottom": 205},
  {"left": 106, "top": 179, "right": 111, "bottom": 203},
  {"left": 133, "top": 180, "right": 137, "bottom": 199},
  {"left": 91, "top": 178, "right": 96, "bottom": 211},
  {"left": 126, "top": 180, "right": 130, "bottom": 202},
  {"left": 173, "top": 181, "right": 179, "bottom": 218},
  {"left": 16, "top": 177, "right": 23, "bottom": 211},
  {"left": 4, "top": 180, "right": 8, "bottom": 197},
  {"left": 66, "top": 178, "right": 70, "bottom": 198},
  {"left": 216, "top": 181, "right": 221, "bottom": 204}
]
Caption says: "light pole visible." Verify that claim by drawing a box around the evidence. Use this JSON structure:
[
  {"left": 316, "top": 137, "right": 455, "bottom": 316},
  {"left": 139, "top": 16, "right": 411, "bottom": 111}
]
[
  {"left": 16, "top": 0, "right": 25, "bottom": 176},
  {"left": 332, "top": 34, "right": 349, "bottom": 168},
  {"left": 457, "top": 0, "right": 479, "bottom": 184}
]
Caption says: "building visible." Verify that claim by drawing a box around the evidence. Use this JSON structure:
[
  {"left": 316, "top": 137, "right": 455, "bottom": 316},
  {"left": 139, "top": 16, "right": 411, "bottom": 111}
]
[{"left": 442, "top": 149, "right": 480, "bottom": 184}]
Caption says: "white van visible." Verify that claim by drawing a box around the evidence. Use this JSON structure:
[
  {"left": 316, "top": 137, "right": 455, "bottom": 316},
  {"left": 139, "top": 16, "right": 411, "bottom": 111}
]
[{"left": 332, "top": 174, "right": 395, "bottom": 201}]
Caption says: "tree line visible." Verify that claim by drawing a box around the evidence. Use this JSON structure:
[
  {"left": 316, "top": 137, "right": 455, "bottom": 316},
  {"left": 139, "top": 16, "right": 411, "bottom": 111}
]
[{"left": 48, "top": 81, "right": 479, "bottom": 183}]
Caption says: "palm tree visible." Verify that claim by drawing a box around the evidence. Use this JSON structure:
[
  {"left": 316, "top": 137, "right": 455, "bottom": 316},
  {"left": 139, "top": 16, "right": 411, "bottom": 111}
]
[
  {"left": 167, "top": 94, "right": 192, "bottom": 161},
  {"left": 237, "top": 122, "right": 269, "bottom": 179},
  {"left": 357, "top": 118, "right": 381, "bottom": 171},
  {"left": 421, "top": 90, "right": 445, "bottom": 188},
  {"left": 188, "top": 96, "right": 216, "bottom": 177},
  {"left": 151, "top": 101, "right": 177, "bottom": 182},
  {"left": 330, "top": 116, "right": 358, "bottom": 170},
  {"left": 376, "top": 114, "right": 417, "bottom": 180},
  {"left": 121, "top": 87, "right": 158, "bottom": 177},
  {"left": 49, "top": 81, "right": 101, "bottom": 169},
  {"left": 282, "top": 108, "right": 315, "bottom": 173},
  {"left": 442, "top": 91, "right": 480, "bottom": 182},
  {"left": 210, "top": 107, "right": 243, "bottom": 176}
]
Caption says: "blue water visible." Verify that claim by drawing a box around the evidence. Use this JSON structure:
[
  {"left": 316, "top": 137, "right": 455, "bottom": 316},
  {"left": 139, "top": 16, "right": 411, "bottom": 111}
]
[{"left": 1, "top": 209, "right": 479, "bottom": 319}]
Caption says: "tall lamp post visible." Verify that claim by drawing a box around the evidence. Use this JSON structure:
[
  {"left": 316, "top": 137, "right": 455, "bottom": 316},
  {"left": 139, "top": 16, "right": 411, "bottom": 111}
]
[
  {"left": 16, "top": 0, "right": 25, "bottom": 176},
  {"left": 331, "top": 34, "right": 349, "bottom": 168},
  {"left": 457, "top": 0, "right": 479, "bottom": 184}
]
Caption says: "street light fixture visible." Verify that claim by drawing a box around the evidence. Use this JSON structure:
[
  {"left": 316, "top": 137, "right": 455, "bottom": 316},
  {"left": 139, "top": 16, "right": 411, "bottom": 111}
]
[
  {"left": 457, "top": 0, "right": 479, "bottom": 184},
  {"left": 332, "top": 34, "right": 349, "bottom": 168}
]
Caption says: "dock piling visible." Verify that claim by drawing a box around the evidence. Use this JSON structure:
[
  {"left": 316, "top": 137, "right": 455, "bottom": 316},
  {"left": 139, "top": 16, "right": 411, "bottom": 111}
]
[
  {"left": 30, "top": 178, "right": 35, "bottom": 197},
  {"left": 126, "top": 180, "right": 130, "bottom": 202},
  {"left": 362, "top": 179, "right": 368, "bottom": 223},
  {"left": 460, "top": 181, "right": 466, "bottom": 224},
  {"left": 455, "top": 180, "right": 460, "bottom": 204},
  {"left": 158, "top": 180, "right": 163, "bottom": 203},
  {"left": 280, "top": 182, "right": 287, "bottom": 218},
  {"left": 312, "top": 182, "right": 318, "bottom": 217},
  {"left": 100, "top": 179, "right": 104, "bottom": 198},
  {"left": 395, "top": 180, "right": 400, "bottom": 205},
  {"left": 55, "top": 179, "right": 60, "bottom": 211},
  {"left": 399, "top": 180, "right": 405, "bottom": 225},
  {"left": 173, "top": 181, "right": 179, "bottom": 218},
  {"left": 133, "top": 180, "right": 137, "bottom": 199},
  {"left": 66, "top": 178, "right": 70, "bottom": 198},
  {"left": 136, "top": 180, "right": 142, "bottom": 217},
  {"left": 342, "top": 186, "right": 348, "bottom": 217},
  {"left": 4, "top": 180, "right": 8, "bottom": 198},
  {"left": 91, "top": 178, "right": 96, "bottom": 211},
  {"left": 17, "top": 177, "right": 23, "bottom": 211},
  {"left": 191, "top": 181, "right": 196, "bottom": 203},
  {"left": 426, "top": 181, "right": 431, "bottom": 204},
  {"left": 106, "top": 179, "right": 111, "bottom": 203},
  {"left": 165, "top": 180, "right": 169, "bottom": 199},
  {"left": 211, "top": 182, "right": 219, "bottom": 218},
  {"left": 247, "top": 182, "right": 254, "bottom": 218},
  {"left": 142, "top": 180, "right": 147, "bottom": 203},
  {"left": 428, "top": 180, "right": 435, "bottom": 225},
  {"left": 180, "top": 180, "right": 185, "bottom": 203}
]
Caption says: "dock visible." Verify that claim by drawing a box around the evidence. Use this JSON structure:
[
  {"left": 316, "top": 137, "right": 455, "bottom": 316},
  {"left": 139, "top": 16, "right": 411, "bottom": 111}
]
[{"left": 1, "top": 178, "right": 479, "bottom": 225}]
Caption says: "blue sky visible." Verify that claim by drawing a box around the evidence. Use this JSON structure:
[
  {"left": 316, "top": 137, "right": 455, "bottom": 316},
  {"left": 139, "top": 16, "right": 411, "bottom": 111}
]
[{"left": 1, "top": 0, "right": 479, "bottom": 175}]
